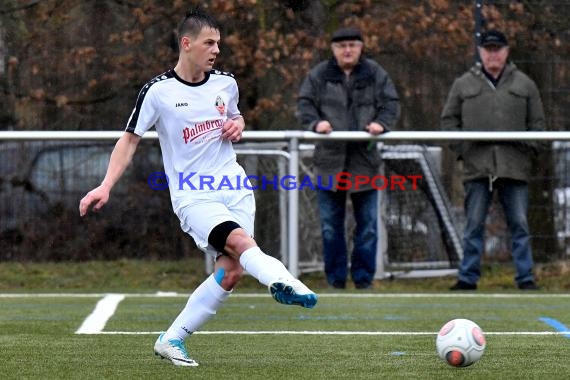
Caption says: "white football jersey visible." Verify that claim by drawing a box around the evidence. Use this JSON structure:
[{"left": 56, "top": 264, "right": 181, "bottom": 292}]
[{"left": 126, "top": 69, "right": 247, "bottom": 212}]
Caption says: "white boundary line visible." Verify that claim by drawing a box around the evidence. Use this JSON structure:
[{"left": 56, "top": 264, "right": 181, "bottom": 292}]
[
  {"left": 1, "top": 292, "right": 570, "bottom": 298},
  {"left": 2, "top": 292, "right": 567, "bottom": 337},
  {"left": 95, "top": 330, "right": 569, "bottom": 336},
  {"left": 75, "top": 294, "right": 125, "bottom": 334}
]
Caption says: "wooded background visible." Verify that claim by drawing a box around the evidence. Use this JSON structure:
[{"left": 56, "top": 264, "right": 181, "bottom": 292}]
[
  {"left": 0, "top": 0, "right": 569, "bottom": 262},
  {"left": 2, "top": 0, "right": 568, "bottom": 132}
]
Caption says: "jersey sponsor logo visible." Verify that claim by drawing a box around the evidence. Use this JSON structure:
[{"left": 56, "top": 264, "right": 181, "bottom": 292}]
[
  {"left": 176, "top": 102, "right": 188, "bottom": 107},
  {"left": 182, "top": 119, "right": 224, "bottom": 144},
  {"left": 215, "top": 96, "right": 225, "bottom": 116}
]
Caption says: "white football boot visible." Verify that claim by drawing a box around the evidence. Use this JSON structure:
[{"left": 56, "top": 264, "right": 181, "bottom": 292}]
[{"left": 154, "top": 333, "right": 199, "bottom": 367}]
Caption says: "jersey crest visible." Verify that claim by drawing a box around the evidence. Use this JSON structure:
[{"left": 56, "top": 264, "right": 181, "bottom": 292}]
[{"left": 215, "top": 96, "right": 226, "bottom": 116}]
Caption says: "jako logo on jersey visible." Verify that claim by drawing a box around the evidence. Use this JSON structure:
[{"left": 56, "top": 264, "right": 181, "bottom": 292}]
[
  {"left": 182, "top": 119, "right": 224, "bottom": 143},
  {"left": 176, "top": 102, "right": 188, "bottom": 107},
  {"left": 215, "top": 96, "right": 225, "bottom": 115}
]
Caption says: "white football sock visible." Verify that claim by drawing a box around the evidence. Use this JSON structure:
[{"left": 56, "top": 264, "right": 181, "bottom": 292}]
[
  {"left": 163, "top": 272, "right": 231, "bottom": 341},
  {"left": 239, "top": 246, "right": 294, "bottom": 286}
]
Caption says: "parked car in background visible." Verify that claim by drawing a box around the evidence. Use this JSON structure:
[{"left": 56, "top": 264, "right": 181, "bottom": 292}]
[{"left": 0, "top": 141, "right": 171, "bottom": 259}]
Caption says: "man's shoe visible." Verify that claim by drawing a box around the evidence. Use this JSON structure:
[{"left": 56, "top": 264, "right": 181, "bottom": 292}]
[
  {"left": 449, "top": 280, "right": 477, "bottom": 291},
  {"left": 518, "top": 281, "right": 540, "bottom": 290},
  {"left": 331, "top": 280, "right": 346, "bottom": 289},
  {"left": 354, "top": 281, "right": 372, "bottom": 289},
  {"left": 154, "top": 333, "right": 199, "bottom": 367},
  {"left": 269, "top": 278, "right": 318, "bottom": 308}
]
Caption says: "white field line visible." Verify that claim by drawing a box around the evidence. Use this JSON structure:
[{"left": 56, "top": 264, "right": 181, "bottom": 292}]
[
  {"left": 95, "top": 330, "right": 569, "bottom": 336},
  {"left": 1, "top": 292, "right": 566, "bottom": 336},
  {"left": 75, "top": 294, "right": 126, "bottom": 334},
  {"left": 1, "top": 292, "right": 570, "bottom": 298}
]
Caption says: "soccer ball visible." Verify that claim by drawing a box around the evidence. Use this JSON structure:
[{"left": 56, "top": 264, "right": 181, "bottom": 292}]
[{"left": 436, "top": 318, "right": 486, "bottom": 367}]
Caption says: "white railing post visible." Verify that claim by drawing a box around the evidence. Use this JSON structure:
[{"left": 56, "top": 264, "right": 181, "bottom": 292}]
[
  {"left": 287, "top": 136, "right": 300, "bottom": 278},
  {"left": 277, "top": 155, "right": 289, "bottom": 266}
]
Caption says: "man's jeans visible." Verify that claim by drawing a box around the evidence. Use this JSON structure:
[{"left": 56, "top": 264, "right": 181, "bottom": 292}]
[
  {"left": 459, "top": 178, "right": 535, "bottom": 285},
  {"left": 316, "top": 189, "right": 378, "bottom": 286}
]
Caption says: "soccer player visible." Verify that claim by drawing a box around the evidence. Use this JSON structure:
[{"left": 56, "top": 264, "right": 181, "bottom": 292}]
[{"left": 78, "top": 9, "right": 317, "bottom": 367}]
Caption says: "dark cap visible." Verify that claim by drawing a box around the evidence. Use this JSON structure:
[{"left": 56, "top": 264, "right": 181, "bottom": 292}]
[
  {"left": 331, "top": 27, "right": 363, "bottom": 43},
  {"left": 479, "top": 30, "right": 508, "bottom": 48}
]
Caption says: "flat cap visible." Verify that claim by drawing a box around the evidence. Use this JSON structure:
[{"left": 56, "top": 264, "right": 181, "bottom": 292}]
[
  {"left": 479, "top": 30, "right": 508, "bottom": 47},
  {"left": 331, "top": 27, "right": 363, "bottom": 43}
]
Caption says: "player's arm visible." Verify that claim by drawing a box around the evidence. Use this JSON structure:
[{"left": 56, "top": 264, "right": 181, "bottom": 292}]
[
  {"left": 222, "top": 115, "right": 245, "bottom": 143},
  {"left": 79, "top": 132, "right": 141, "bottom": 216}
]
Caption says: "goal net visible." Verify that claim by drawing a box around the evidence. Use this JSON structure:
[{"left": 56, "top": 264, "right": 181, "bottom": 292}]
[{"left": 292, "top": 143, "right": 462, "bottom": 278}]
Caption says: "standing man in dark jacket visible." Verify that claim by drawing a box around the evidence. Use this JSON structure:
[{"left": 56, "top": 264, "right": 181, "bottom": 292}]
[
  {"left": 297, "top": 27, "right": 400, "bottom": 289},
  {"left": 441, "top": 30, "right": 545, "bottom": 291}
]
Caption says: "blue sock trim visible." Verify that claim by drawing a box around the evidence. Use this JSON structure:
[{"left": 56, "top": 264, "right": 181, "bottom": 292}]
[{"left": 214, "top": 268, "right": 225, "bottom": 285}]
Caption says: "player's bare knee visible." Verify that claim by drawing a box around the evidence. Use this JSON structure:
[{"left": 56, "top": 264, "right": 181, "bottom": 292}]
[{"left": 225, "top": 229, "right": 256, "bottom": 255}]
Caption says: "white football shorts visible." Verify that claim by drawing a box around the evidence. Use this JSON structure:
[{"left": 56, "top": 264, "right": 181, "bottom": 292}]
[{"left": 176, "top": 188, "right": 256, "bottom": 258}]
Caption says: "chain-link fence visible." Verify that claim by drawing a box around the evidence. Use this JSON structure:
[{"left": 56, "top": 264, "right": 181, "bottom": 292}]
[{"left": 2, "top": 134, "right": 569, "bottom": 276}]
